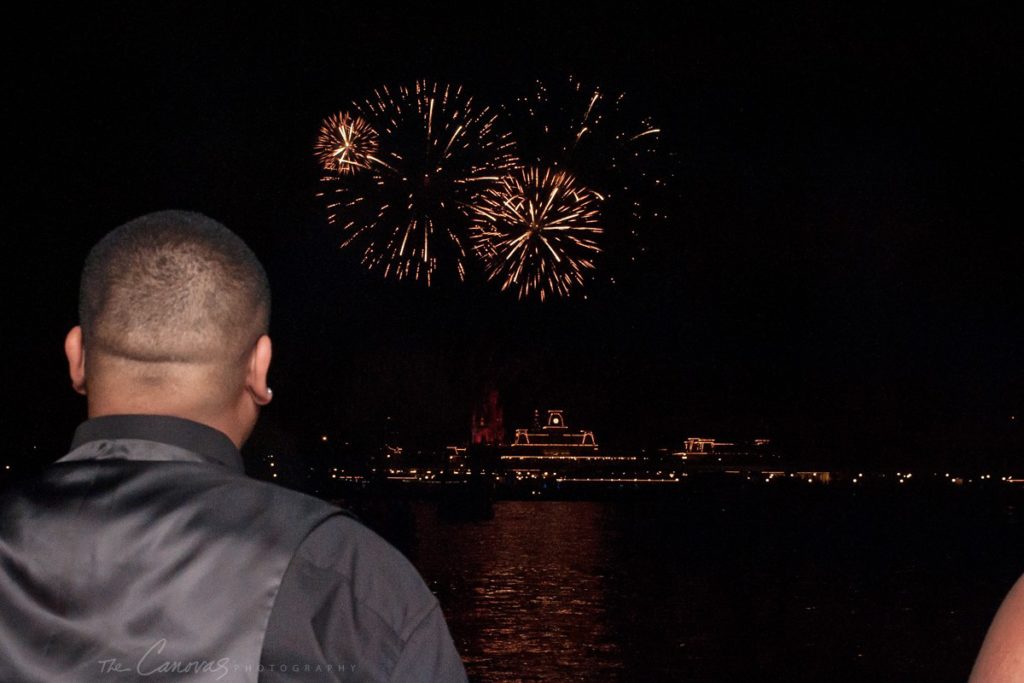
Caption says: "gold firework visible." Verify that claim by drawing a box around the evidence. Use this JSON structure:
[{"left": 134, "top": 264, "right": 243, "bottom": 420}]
[
  {"left": 314, "top": 112, "right": 380, "bottom": 174},
  {"left": 470, "top": 167, "right": 603, "bottom": 302},
  {"left": 317, "top": 82, "right": 518, "bottom": 284},
  {"left": 516, "top": 77, "right": 667, "bottom": 274}
]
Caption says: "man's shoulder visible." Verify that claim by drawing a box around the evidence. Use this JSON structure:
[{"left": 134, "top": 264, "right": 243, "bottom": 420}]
[
  {"left": 231, "top": 471, "right": 344, "bottom": 516},
  {"left": 263, "top": 508, "right": 464, "bottom": 680},
  {"left": 1, "top": 458, "right": 344, "bottom": 544},
  {"left": 189, "top": 471, "right": 362, "bottom": 546},
  {"left": 286, "top": 510, "right": 438, "bottom": 640}
]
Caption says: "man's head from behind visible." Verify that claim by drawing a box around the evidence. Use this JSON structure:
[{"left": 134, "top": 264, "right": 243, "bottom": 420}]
[{"left": 66, "top": 210, "right": 273, "bottom": 446}]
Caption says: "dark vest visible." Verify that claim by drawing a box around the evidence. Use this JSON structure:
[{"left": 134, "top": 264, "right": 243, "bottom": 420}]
[{"left": 0, "top": 436, "right": 340, "bottom": 682}]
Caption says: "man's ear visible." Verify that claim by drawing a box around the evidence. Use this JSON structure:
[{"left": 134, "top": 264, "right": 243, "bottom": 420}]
[
  {"left": 64, "top": 326, "right": 87, "bottom": 395},
  {"left": 246, "top": 334, "right": 273, "bottom": 406}
]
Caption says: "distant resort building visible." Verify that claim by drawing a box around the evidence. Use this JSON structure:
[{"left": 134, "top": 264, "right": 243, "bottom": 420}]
[
  {"left": 506, "top": 409, "right": 598, "bottom": 457},
  {"left": 491, "top": 409, "right": 642, "bottom": 485},
  {"left": 672, "top": 436, "right": 771, "bottom": 459},
  {"left": 325, "top": 398, "right": 1018, "bottom": 492},
  {"left": 678, "top": 437, "right": 733, "bottom": 455},
  {"left": 439, "top": 403, "right": 786, "bottom": 488}
]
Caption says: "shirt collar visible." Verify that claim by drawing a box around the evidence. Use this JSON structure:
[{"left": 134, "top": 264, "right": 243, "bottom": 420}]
[{"left": 70, "top": 414, "right": 244, "bottom": 472}]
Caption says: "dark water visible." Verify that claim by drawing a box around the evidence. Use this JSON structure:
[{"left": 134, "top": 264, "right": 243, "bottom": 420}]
[{"left": 395, "top": 485, "right": 1023, "bottom": 682}]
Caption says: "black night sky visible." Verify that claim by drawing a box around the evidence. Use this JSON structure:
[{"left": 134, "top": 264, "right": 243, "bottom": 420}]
[{"left": 4, "top": 3, "right": 1021, "bottom": 470}]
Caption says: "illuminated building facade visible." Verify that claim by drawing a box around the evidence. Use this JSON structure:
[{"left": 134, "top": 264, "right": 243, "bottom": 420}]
[
  {"left": 671, "top": 436, "right": 771, "bottom": 461},
  {"left": 506, "top": 409, "right": 598, "bottom": 457},
  {"left": 499, "top": 410, "right": 640, "bottom": 485},
  {"left": 679, "top": 437, "right": 734, "bottom": 455}
]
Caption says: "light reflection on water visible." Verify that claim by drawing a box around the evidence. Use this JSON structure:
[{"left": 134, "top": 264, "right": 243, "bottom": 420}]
[
  {"left": 405, "top": 492, "right": 1022, "bottom": 682},
  {"left": 412, "top": 501, "right": 625, "bottom": 680}
]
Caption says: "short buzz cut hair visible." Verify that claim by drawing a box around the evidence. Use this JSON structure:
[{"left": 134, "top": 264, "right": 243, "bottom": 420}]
[{"left": 79, "top": 210, "right": 271, "bottom": 364}]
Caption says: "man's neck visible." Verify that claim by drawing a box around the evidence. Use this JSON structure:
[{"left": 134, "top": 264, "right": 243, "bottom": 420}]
[{"left": 87, "top": 401, "right": 250, "bottom": 450}]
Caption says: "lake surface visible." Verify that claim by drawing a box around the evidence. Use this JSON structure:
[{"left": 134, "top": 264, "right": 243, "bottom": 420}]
[{"left": 382, "top": 486, "right": 1023, "bottom": 681}]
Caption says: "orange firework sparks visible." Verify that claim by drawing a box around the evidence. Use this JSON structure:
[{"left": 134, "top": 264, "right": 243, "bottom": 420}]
[
  {"left": 314, "top": 112, "right": 380, "bottom": 174},
  {"left": 513, "top": 76, "right": 669, "bottom": 283},
  {"left": 316, "top": 82, "right": 518, "bottom": 285},
  {"left": 470, "top": 167, "right": 603, "bottom": 302}
]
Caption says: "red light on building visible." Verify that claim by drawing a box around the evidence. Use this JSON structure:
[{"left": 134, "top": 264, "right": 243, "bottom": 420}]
[{"left": 472, "top": 388, "right": 505, "bottom": 446}]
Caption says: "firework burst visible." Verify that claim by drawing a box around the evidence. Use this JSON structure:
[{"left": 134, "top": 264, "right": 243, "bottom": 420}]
[
  {"left": 470, "top": 166, "right": 603, "bottom": 302},
  {"left": 514, "top": 77, "right": 668, "bottom": 277},
  {"left": 314, "top": 112, "right": 380, "bottom": 174},
  {"left": 317, "top": 82, "right": 518, "bottom": 284}
]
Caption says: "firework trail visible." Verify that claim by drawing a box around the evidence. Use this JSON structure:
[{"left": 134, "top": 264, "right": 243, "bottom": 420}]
[
  {"left": 469, "top": 166, "right": 603, "bottom": 302},
  {"left": 317, "top": 81, "right": 518, "bottom": 284},
  {"left": 516, "top": 77, "right": 662, "bottom": 180}
]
